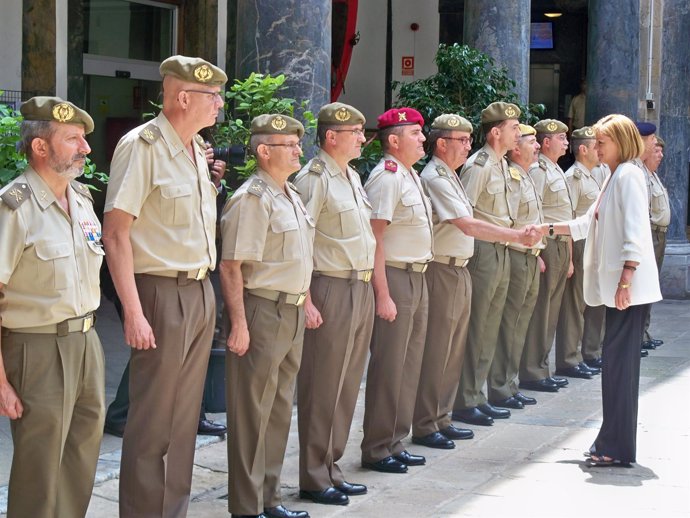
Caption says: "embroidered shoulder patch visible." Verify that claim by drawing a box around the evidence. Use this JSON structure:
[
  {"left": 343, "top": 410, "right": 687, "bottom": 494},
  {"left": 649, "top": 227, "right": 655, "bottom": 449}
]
[
  {"left": 474, "top": 151, "right": 489, "bottom": 167},
  {"left": 139, "top": 124, "right": 161, "bottom": 144},
  {"left": 0, "top": 181, "right": 32, "bottom": 210},
  {"left": 247, "top": 178, "right": 267, "bottom": 198},
  {"left": 309, "top": 158, "right": 325, "bottom": 175}
]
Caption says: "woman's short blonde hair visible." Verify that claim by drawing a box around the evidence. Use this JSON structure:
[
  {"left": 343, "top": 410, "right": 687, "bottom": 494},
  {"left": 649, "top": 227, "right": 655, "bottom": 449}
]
[{"left": 593, "top": 114, "right": 644, "bottom": 162}]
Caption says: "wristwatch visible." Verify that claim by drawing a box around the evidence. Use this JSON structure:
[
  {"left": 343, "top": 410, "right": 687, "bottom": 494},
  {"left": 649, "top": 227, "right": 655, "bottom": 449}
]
[{"left": 549, "top": 223, "right": 554, "bottom": 237}]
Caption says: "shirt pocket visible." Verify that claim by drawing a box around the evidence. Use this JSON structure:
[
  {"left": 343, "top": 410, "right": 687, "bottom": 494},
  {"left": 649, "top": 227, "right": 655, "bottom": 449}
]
[
  {"left": 35, "top": 241, "right": 73, "bottom": 290},
  {"left": 544, "top": 178, "right": 567, "bottom": 206},
  {"left": 485, "top": 178, "right": 505, "bottom": 214},
  {"left": 651, "top": 190, "right": 666, "bottom": 213},
  {"left": 160, "top": 183, "right": 193, "bottom": 226},
  {"left": 269, "top": 215, "right": 300, "bottom": 260},
  {"left": 399, "top": 192, "right": 423, "bottom": 223},
  {"left": 332, "top": 200, "right": 359, "bottom": 238}
]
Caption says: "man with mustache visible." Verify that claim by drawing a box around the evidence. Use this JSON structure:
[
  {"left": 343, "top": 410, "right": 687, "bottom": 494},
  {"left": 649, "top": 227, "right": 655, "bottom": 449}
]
[{"left": 0, "top": 97, "right": 105, "bottom": 518}]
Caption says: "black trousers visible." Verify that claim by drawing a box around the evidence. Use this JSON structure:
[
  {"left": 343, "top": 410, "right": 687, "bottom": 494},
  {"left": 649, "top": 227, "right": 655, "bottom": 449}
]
[{"left": 592, "top": 303, "right": 650, "bottom": 463}]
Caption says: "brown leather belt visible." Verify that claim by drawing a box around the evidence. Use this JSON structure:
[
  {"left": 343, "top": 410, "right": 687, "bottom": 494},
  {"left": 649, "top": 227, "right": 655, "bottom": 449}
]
[
  {"left": 247, "top": 288, "right": 307, "bottom": 306},
  {"left": 385, "top": 261, "right": 429, "bottom": 273},
  {"left": 317, "top": 269, "right": 373, "bottom": 283},
  {"left": 2, "top": 313, "right": 96, "bottom": 336},
  {"left": 433, "top": 255, "right": 470, "bottom": 268}
]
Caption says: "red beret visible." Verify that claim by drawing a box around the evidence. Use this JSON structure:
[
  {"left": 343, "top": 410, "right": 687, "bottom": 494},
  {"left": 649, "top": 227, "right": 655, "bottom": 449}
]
[{"left": 377, "top": 107, "right": 424, "bottom": 129}]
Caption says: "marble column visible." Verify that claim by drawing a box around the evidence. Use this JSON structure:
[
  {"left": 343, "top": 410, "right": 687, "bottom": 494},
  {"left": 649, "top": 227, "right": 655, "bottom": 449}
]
[
  {"left": 235, "top": 0, "right": 331, "bottom": 147},
  {"left": 463, "top": 0, "right": 530, "bottom": 103},
  {"left": 658, "top": 0, "right": 690, "bottom": 298},
  {"left": 586, "top": 0, "right": 640, "bottom": 121}
]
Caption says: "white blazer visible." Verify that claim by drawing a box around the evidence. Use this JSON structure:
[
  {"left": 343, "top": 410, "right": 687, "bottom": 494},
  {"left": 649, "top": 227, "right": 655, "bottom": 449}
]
[{"left": 569, "top": 161, "right": 662, "bottom": 308}]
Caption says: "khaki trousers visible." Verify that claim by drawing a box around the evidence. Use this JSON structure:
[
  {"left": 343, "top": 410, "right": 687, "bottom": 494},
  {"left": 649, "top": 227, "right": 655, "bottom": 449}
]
[
  {"left": 298, "top": 274, "right": 374, "bottom": 491},
  {"left": 453, "top": 241, "right": 510, "bottom": 410},
  {"left": 120, "top": 274, "right": 215, "bottom": 518},
  {"left": 643, "top": 228, "right": 667, "bottom": 341},
  {"left": 361, "top": 266, "right": 428, "bottom": 463},
  {"left": 2, "top": 328, "right": 105, "bottom": 518},
  {"left": 413, "top": 262, "right": 471, "bottom": 437},
  {"left": 555, "top": 239, "right": 586, "bottom": 369},
  {"left": 582, "top": 304, "right": 606, "bottom": 360},
  {"left": 227, "top": 293, "right": 305, "bottom": 515},
  {"left": 521, "top": 238, "right": 570, "bottom": 381},
  {"left": 489, "top": 250, "right": 540, "bottom": 401}
]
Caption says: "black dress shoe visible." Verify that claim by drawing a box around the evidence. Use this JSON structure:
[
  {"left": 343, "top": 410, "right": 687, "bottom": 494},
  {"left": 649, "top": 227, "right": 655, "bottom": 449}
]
[
  {"left": 579, "top": 361, "right": 600, "bottom": 375},
  {"left": 394, "top": 450, "right": 426, "bottom": 466},
  {"left": 519, "top": 379, "right": 559, "bottom": 393},
  {"left": 641, "top": 349, "right": 649, "bottom": 358},
  {"left": 104, "top": 421, "right": 126, "bottom": 438},
  {"left": 198, "top": 419, "right": 227, "bottom": 436},
  {"left": 452, "top": 407, "right": 494, "bottom": 426},
  {"left": 548, "top": 376, "right": 569, "bottom": 387},
  {"left": 651, "top": 338, "right": 664, "bottom": 346},
  {"left": 264, "top": 505, "right": 309, "bottom": 518},
  {"left": 477, "top": 403, "right": 511, "bottom": 419},
  {"left": 334, "top": 481, "right": 367, "bottom": 495},
  {"left": 439, "top": 424, "right": 474, "bottom": 440},
  {"left": 362, "top": 456, "right": 408, "bottom": 473},
  {"left": 555, "top": 365, "right": 593, "bottom": 379},
  {"left": 411, "top": 431, "right": 455, "bottom": 449},
  {"left": 584, "top": 357, "right": 603, "bottom": 369},
  {"left": 299, "top": 487, "right": 348, "bottom": 506},
  {"left": 641, "top": 340, "right": 656, "bottom": 350},
  {"left": 513, "top": 392, "right": 537, "bottom": 405},
  {"left": 490, "top": 396, "right": 524, "bottom": 410}
]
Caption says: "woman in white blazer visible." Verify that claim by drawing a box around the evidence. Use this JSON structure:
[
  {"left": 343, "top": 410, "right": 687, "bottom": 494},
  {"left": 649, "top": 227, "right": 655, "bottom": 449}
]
[{"left": 540, "top": 114, "right": 662, "bottom": 467}]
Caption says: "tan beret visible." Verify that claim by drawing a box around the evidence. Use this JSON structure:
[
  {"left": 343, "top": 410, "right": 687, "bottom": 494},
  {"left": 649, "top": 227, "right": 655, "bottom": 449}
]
[
  {"left": 655, "top": 136, "right": 665, "bottom": 148},
  {"left": 432, "top": 114, "right": 473, "bottom": 133},
  {"left": 20, "top": 96, "right": 95, "bottom": 134},
  {"left": 251, "top": 114, "right": 305, "bottom": 138},
  {"left": 159, "top": 55, "right": 228, "bottom": 86},
  {"left": 318, "top": 102, "right": 366, "bottom": 126},
  {"left": 481, "top": 102, "right": 521, "bottom": 124},
  {"left": 534, "top": 119, "right": 568, "bottom": 135},
  {"left": 571, "top": 126, "right": 596, "bottom": 139},
  {"left": 519, "top": 124, "right": 536, "bottom": 137}
]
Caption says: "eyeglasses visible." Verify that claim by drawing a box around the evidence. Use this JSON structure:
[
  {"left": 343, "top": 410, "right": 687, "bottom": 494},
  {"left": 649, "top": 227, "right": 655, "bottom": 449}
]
[
  {"left": 263, "top": 142, "right": 302, "bottom": 150},
  {"left": 184, "top": 89, "right": 224, "bottom": 101},
  {"left": 329, "top": 129, "right": 365, "bottom": 137},
  {"left": 442, "top": 136, "right": 473, "bottom": 145}
]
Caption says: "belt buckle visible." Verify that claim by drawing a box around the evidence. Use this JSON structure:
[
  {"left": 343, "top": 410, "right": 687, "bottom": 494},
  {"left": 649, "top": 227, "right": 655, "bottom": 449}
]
[
  {"left": 362, "top": 270, "right": 373, "bottom": 282},
  {"left": 295, "top": 292, "right": 307, "bottom": 306},
  {"left": 82, "top": 315, "right": 93, "bottom": 333},
  {"left": 194, "top": 267, "right": 208, "bottom": 280},
  {"left": 420, "top": 263, "right": 428, "bottom": 273}
]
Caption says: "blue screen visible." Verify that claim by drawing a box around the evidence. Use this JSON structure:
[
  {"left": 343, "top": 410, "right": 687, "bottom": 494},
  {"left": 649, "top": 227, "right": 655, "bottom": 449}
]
[{"left": 531, "top": 22, "right": 554, "bottom": 49}]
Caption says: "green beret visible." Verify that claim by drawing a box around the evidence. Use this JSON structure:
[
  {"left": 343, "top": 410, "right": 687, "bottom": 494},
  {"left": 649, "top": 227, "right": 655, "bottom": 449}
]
[
  {"left": 519, "top": 124, "right": 536, "bottom": 136},
  {"left": 534, "top": 119, "right": 568, "bottom": 135},
  {"left": 481, "top": 102, "right": 521, "bottom": 124},
  {"left": 571, "top": 126, "right": 596, "bottom": 139},
  {"left": 159, "top": 55, "right": 228, "bottom": 86},
  {"left": 250, "top": 114, "right": 305, "bottom": 139},
  {"left": 432, "top": 114, "right": 473, "bottom": 133},
  {"left": 318, "top": 102, "right": 366, "bottom": 126},
  {"left": 20, "top": 96, "right": 95, "bottom": 134}
]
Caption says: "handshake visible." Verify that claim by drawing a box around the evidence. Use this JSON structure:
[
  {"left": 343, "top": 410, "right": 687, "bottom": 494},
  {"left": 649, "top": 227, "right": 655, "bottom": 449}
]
[{"left": 514, "top": 224, "right": 545, "bottom": 247}]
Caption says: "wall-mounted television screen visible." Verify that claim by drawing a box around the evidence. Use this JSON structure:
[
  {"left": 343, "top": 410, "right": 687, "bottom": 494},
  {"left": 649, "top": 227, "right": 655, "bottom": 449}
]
[{"left": 531, "top": 22, "right": 554, "bottom": 49}]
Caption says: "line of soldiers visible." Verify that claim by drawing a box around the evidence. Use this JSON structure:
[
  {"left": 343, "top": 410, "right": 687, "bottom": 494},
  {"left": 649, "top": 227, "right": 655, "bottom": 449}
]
[{"left": 0, "top": 52, "right": 671, "bottom": 518}]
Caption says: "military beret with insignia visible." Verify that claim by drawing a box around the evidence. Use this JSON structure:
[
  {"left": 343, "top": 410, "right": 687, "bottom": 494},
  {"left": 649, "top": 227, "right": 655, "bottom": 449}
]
[
  {"left": 159, "top": 55, "right": 228, "bottom": 86},
  {"left": 571, "top": 126, "right": 596, "bottom": 139},
  {"left": 432, "top": 114, "right": 473, "bottom": 133},
  {"left": 21, "top": 96, "right": 95, "bottom": 134},
  {"left": 377, "top": 107, "right": 424, "bottom": 129},
  {"left": 480, "top": 102, "right": 521, "bottom": 124},
  {"left": 318, "top": 102, "right": 366, "bottom": 126},
  {"left": 250, "top": 114, "right": 305, "bottom": 138},
  {"left": 519, "top": 124, "right": 536, "bottom": 137},
  {"left": 634, "top": 121, "right": 656, "bottom": 136},
  {"left": 534, "top": 119, "right": 568, "bottom": 135}
]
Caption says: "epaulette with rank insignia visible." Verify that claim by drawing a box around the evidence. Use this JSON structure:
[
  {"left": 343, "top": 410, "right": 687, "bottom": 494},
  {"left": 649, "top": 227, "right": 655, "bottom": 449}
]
[
  {"left": 139, "top": 124, "right": 161, "bottom": 144},
  {"left": 71, "top": 180, "right": 94, "bottom": 202},
  {"left": 573, "top": 168, "right": 583, "bottom": 180},
  {"left": 538, "top": 158, "right": 547, "bottom": 171},
  {"left": 308, "top": 158, "right": 325, "bottom": 175},
  {"left": 436, "top": 165, "right": 450, "bottom": 178},
  {"left": 0, "top": 181, "right": 31, "bottom": 210},
  {"left": 474, "top": 151, "right": 489, "bottom": 167},
  {"left": 247, "top": 178, "right": 267, "bottom": 198},
  {"left": 384, "top": 160, "right": 397, "bottom": 172},
  {"left": 508, "top": 166, "right": 521, "bottom": 181},
  {"left": 193, "top": 134, "right": 206, "bottom": 147}
]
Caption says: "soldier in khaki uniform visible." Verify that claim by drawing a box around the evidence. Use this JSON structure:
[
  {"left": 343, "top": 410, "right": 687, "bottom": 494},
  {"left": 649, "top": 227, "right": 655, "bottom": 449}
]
[
  {"left": 412, "top": 115, "right": 534, "bottom": 449},
  {"left": 220, "top": 114, "right": 313, "bottom": 518},
  {"left": 636, "top": 124, "right": 670, "bottom": 351},
  {"left": 0, "top": 97, "right": 105, "bottom": 518},
  {"left": 360, "top": 107, "right": 432, "bottom": 474},
  {"left": 451, "top": 102, "right": 522, "bottom": 427},
  {"left": 489, "top": 124, "right": 546, "bottom": 409},
  {"left": 293, "top": 103, "right": 374, "bottom": 506},
  {"left": 102, "top": 56, "right": 227, "bottom": 518},
  {"left": 555, "top": 127, "right": 605, "bottom": 375}
]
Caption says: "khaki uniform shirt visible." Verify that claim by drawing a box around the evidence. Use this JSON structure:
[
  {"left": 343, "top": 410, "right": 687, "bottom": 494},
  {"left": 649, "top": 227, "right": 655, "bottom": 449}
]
[
  {"left": 105, "top": 112, "right": 217, "bottom": 273},
  {"left": 568, "top": 93, "right": 586, "bottom": 129},
  {"left": 459, "top": 144, "right": 517, "bottom": 228},
  {"left": 364, "top": 154, "right": 433, "bottom": 263},
  {"left": 0, "top": 169, "right": 103, "bottom": 328},
  {"left": 420, "top": 156, "right": 474, "bottom": 260},
  {"left": 507, "top": 161, "right": 546, "bottom": 251},
  {"left": 221, "top": 168, "right": 315, "bottom": 294},
  {"left": 529, "top": 154, "right": 574, "bottom": 223},
  {"left": 646, "top": 171, "right": 671, "bottom": 227},
  {"left": 591, "top": 164, "right": 608, "bottom": 187},
  {"left": 565, "top": 160, "right": 602, "bottom": 217},
  {"left": 293, "top": 150, "right": 375, "bottom": 272}
]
